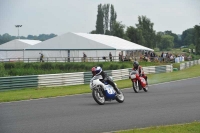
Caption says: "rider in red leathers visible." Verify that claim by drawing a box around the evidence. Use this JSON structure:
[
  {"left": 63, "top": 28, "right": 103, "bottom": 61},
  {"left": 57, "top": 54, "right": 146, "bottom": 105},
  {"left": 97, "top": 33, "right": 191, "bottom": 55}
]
[{"left": 132, "top": 61, "right": 148, "bottom": 85}]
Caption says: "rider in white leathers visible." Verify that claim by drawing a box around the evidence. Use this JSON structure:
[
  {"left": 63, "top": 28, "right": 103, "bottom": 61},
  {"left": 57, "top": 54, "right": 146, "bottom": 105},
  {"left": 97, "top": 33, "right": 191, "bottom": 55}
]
[{"left": 91, "top": 66, "right": 121, "bottom": 94}]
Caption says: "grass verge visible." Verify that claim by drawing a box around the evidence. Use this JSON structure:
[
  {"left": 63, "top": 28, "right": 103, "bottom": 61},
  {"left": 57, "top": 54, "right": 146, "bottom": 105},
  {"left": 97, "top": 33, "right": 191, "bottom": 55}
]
[{"left": 117, "top": 121, "right": 200, "bottom": 133}]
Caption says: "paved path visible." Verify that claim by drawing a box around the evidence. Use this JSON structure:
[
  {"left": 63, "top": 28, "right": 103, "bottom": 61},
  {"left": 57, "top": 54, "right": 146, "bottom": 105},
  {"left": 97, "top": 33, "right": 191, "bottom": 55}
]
[{"left": 0, "top": 77, "right": 200, "bottom": 133}]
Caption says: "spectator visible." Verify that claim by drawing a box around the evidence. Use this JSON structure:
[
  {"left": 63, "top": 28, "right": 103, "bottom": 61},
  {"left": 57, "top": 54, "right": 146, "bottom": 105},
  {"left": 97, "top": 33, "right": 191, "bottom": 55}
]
[
  {"left": 109, "top": 52, "right": 112, "bottom": 61},
  {"left": 119, "top": 52, "right": 123, "bottom": 61},
  {"left": 150, "top": 52, "right": 155, "bottom": 61},
  {"left": 144, "top": 51, "right": 147, "bottom": 57},
  {"left": 182, "top": 55, "right": 185, "bottom": 61},
  {"left": 39, "top": 53, "right": 44, "bottom": 62},
  {"left": 161, "top": 52, "right": 163, "bottom": 57},
  {"left": 124, "top": 54, "right": 129, "bottom": 61},
  {"left": 160, "top": 52, "right": 164, "bottom": 62},
  {"left": 83, "top": 52, "right": 87, "bottom": 62},
  {"left": 163, "top": 52, "right": 166, "bottom": 62},
  {"left": 170, "top": 54, "right": 174, "bottom": 63},
  {"left": 143, "top": 53, "right": 148, "bottom": 62}
]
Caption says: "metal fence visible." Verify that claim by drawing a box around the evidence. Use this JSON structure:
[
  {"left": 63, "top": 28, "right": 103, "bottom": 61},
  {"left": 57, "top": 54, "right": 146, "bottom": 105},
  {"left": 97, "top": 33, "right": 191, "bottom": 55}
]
[
  {"left": 0, "top": 56, "right": 129, "bottom": 63},
  {"left": 0, "top": 65, "right": 173, "bottom": 91},
  {"left": 180, "top": 59, "right": 200, "bottom": 70},
  {"left": 0, "top": 55, "right": 159, "bottom": 63},
  {"left": 1, "top": 56, "right": 198, "bottom": 63}
]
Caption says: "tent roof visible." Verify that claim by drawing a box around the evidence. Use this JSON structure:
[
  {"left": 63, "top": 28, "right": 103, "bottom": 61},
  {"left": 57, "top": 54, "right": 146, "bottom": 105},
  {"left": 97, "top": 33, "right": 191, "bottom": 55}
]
[
  {"left": 26, "top": 32, "right": 153, "bottom": 51},
  {"left": 0, "top": 39, "right": 41, "bottom": 50},
  {"left": 75, "top": 33, "right": 153, "bottom": 51},
  {"left": 17, "top": 39, "right": 41, "bottom": 45}
]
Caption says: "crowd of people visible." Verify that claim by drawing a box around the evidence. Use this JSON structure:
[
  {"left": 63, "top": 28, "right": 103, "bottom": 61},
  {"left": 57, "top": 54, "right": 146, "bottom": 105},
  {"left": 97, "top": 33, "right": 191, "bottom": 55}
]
[
  {"left": 37, "top": 51, "right": 192, "bottom": 63},
  {"left": 140, "top": 51, "right": 191, "bottom": 63}
]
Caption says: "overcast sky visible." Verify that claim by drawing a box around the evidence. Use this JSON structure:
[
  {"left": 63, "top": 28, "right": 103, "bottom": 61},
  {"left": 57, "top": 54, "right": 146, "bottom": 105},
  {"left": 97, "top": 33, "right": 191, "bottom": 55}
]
[{"left": 0, "top": 0, "right": 199, "bottom": 37}]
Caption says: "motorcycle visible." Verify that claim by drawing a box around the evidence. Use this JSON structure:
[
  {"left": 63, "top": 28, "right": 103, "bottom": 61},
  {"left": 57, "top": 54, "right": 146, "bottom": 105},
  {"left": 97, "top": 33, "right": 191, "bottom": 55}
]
[
  {"left": 90, "top": 75, "right": 125, "bottom": 105},
  {"left": 129, "top": 70, "right": 148, "bottom": 93}
]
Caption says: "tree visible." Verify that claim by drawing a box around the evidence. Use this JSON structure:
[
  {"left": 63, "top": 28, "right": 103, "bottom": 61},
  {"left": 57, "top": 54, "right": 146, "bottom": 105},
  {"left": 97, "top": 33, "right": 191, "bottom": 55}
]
[
  {"left": 112, "top": 21, "right": 125, "bottom": 38},
  {"left": 103, "top": 4, "right": 110, "bottom": 34},
  {"left": 194, "top": 24, "right": 200, "bottom": 54},
  {"left": 0, "top": 33, "right": 57, "bottom": 45},
  {"left": 155, "top": 32, "right": 164, "bottom": 48},
  {"left": 96, "top": 4, "right": 104, "bottom": 34},
  {"left": 158, "top": 35, "right": 174, "bottom": 50},
  {"left": 49, "top": 33, "right": 57, "bottom": 39},
  {"left": 90, "top": 30, "right": 96, "bottom": 34},
  {"left": 38, "top": 34, "right": 46, "bottom": 41},
  {"left": 126, "top": 26, "right": 145, "bottom": 44},
  {"left": 164, "top": 30, "right": 180, "bottom": 48},
  {"left": 136, "top": 16, "right": 156, "bottom": 48},
  {"left": 126, "top": 26, "right": 137, "bottom": 42},
  {"left": 94, "top": 4, "right": 117, "bottom": 35},
  {"left": 1, "top": 33, "right": 12, "bottom": 44},
  {"left": 181, "top": 28, "right": 194, "bottom": 46},
  {"left": 27, "top": 35, "right": 34, "bottom": 40},
  {"left": 110, "top": 4, "right": 117, "bottom": 35}
]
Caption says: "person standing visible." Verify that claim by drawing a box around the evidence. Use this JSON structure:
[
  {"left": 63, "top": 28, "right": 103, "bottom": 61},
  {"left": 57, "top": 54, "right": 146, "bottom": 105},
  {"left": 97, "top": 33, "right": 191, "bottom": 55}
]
[
  {"left": 83, "top": 52, "right": 87, "bottom": 62},
  {"left": 39, "top": 53, "right": 44, "bottom": 62},
  {"left": 109, "top": 52, "right": 112, "bottom": 61},
  {"left": 119, "top": 52, "right": 123, "bottom": 61}
]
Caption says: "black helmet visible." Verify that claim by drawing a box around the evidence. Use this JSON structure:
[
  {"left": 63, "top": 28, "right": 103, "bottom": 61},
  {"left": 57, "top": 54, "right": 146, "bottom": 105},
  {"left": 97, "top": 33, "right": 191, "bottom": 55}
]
[{"left": 133, "top": 61, "right": 139, "bottom": 68}]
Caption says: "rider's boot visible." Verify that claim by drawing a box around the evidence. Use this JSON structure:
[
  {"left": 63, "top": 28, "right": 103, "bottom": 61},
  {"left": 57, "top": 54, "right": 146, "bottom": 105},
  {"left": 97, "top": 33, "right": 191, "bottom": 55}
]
[
  {"left": 108, "top": 80, "right": 121, "bottom": 94},
  {"left": 145, "top": 77, "right": 148, "bottom": 85}
]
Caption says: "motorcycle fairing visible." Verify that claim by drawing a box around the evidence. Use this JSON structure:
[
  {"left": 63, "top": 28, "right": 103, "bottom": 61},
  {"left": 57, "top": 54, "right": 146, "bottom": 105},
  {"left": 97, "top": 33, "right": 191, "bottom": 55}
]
[{"left": 104, "top": 84, "right": 116, "bottom": 100}]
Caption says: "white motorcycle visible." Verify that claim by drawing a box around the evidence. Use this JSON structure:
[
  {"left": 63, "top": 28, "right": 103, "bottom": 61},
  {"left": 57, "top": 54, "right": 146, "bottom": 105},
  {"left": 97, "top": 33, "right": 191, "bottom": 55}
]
[{"left": 90, "top": 75, "right": 125, "bottom": 105}]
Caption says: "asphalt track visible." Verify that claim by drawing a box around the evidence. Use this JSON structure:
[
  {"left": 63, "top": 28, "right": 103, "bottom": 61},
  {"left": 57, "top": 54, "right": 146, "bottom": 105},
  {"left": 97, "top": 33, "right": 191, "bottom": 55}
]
[{"left": 0, "top": 77, "right": 200, "bottom": 133}]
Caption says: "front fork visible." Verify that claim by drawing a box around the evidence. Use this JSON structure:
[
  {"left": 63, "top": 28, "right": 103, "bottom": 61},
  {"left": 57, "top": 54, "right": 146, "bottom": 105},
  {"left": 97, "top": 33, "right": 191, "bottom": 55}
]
[
  {"left": 95, "top": 85, "right": 104, "bottom": 97},
  {"left": 132, "top": 79, "right": 142, "bottom": 90}
]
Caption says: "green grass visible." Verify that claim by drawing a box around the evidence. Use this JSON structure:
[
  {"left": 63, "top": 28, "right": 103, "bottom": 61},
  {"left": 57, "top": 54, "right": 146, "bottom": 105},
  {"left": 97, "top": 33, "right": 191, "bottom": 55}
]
[
  {"left": 0, "top": 85, "right": 90, "bottom": 102},
  {"left": 0, "top": 65, "right": 200, "bottom": 103},
  {"left": 0, "top": 61, "right": 171, "bottom": 77},
  {"left": 116, "top": 121, "right": 200, "bottom": 133}
]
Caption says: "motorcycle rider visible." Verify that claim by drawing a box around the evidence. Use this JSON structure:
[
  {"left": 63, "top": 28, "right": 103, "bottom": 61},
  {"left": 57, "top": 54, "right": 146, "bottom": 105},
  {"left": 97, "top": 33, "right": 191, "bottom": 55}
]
[
  {"left": 132, "top": 61, "right": 148, "bottom": 85},
  {"left": 91, "top": 66, "right": 121, "bottom": 94}
]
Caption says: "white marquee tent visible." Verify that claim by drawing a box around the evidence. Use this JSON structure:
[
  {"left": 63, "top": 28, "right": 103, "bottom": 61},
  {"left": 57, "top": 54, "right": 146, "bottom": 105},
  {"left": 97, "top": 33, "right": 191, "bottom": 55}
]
[
  {"left": 0, "top": 39, "right": 41, "bottom": 61},
  {"left": 24, "top": 32, "right": 153, "bottom": 62}
]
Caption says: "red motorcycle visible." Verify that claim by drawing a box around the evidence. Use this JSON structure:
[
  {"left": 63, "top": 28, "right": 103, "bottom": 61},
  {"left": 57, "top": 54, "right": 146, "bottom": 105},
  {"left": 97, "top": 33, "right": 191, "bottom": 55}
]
[{"left": 129, "top": 70, "right": 148, "bottom": 93}]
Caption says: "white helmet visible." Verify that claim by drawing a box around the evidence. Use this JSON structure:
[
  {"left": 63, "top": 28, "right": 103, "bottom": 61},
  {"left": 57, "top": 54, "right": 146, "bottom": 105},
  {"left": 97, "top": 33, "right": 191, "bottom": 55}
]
[{"left": 95, "top": 66, "right": 102, "bottom": 75}]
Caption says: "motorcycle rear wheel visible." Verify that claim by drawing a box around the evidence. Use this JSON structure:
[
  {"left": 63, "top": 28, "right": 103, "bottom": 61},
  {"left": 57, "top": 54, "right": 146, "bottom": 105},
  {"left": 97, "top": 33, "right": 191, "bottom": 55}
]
[
  {"left": 92, "top": 89, "right": 105, "bottom": 105},
  {"left": 115, "top": 90, "right": 125, "bottom": 103}
]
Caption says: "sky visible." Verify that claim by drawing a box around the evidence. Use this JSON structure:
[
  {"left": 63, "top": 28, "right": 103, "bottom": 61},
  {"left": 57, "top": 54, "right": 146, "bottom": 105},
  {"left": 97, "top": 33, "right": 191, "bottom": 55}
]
[{"left": 0, "top": 0, "right": 200, "bottom": 37}]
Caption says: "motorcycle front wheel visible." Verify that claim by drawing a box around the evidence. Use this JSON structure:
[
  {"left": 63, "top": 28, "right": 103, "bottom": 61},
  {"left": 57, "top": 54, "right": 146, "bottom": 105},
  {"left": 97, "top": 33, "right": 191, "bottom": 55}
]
[
  {"left": 132, "top": 81, "right": 139, "bottom": 93},
  {"left": 92, "top": 89, "right": 105, "bottom": 105}
]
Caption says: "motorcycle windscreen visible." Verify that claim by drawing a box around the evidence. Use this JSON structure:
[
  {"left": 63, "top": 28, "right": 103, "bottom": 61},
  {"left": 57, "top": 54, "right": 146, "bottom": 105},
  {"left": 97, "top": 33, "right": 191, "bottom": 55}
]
[{"left": 130, "top": 74, "right": 136, "bottom": 79}]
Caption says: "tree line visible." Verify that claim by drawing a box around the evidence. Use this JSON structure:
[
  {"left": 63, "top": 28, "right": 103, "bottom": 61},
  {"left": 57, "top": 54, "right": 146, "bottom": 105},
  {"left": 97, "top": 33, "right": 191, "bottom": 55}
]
[
  {"left": 91, "top": 3, "right": 200, "bottom": 54},
  {"left": 0, "top": 33, "right": 57, "bottom": 45}
]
